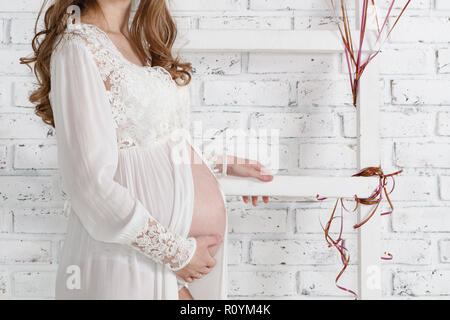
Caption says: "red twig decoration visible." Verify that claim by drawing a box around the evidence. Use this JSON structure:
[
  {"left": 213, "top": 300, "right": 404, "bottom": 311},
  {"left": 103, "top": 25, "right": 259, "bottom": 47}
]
[
  {"left": 318, "top": 167, "right": 402, "bottom": 298},
  {"left": 330, "top": 0, "right": 411, "bottom": 107},
  {"left": 381, "top": 252, "right": 393, "bottom": 261}
]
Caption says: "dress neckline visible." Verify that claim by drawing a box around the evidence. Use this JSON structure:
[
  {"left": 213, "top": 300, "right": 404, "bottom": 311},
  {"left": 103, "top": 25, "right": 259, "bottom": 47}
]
[
  {"left": 65, "top": 23, "right": 181, "bottom": 89},
  {"left": 78, "top": 23, "right": 150, "bottom": 69}
]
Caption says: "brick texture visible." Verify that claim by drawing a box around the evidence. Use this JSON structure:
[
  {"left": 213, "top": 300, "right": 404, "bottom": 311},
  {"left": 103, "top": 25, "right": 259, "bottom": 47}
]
[{"left": 0, "top": 0, "right": 448, "bottom": 300}]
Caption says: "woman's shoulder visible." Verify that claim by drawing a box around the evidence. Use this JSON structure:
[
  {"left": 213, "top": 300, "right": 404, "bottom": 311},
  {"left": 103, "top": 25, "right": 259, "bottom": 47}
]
[
  {"left": 54, "top": 23, "right": 107, "bottom": 55},
  {"left": 51, "top": 23, "right": 124, "bottom": 77}
]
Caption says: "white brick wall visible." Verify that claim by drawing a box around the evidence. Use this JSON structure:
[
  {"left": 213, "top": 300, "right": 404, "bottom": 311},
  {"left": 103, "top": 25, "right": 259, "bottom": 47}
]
[{"left": 0, "top": 0, "right": 449, "bottom": 300}]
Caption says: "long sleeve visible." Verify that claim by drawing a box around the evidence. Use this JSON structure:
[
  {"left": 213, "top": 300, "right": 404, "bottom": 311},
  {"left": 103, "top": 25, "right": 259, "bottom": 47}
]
[{"left": 49, "top": 40, "right": 196, "bottom": 271}]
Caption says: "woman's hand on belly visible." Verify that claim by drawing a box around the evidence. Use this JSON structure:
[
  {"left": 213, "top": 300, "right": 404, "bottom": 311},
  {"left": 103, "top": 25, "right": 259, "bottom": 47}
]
[
  {"left": 225, "top": 156, "right": 274, "bottom": 206},
  {"left": 175, "top": 235, "right": 223, "bottom": 283}
]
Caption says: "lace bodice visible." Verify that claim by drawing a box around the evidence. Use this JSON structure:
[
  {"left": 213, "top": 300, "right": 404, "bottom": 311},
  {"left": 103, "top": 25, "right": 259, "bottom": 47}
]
[{"left": 62, "top": 23, "right": 191, "bottom": 149}]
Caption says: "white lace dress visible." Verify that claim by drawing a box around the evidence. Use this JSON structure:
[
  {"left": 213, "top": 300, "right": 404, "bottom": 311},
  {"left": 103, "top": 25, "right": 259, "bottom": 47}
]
[{"left": 51, "top": 24, "right": 227, "bottom": 300}]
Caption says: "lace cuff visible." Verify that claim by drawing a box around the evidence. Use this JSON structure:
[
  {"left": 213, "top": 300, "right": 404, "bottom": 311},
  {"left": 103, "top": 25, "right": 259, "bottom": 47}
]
[{"left": 132, "top": 217, "right": 197, "bottom": 271}]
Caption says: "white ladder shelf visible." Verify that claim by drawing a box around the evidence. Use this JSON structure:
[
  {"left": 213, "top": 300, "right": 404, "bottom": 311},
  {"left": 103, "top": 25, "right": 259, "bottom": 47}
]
[{"left": 176, "top": 2, "right": 382, "bottom": 299}]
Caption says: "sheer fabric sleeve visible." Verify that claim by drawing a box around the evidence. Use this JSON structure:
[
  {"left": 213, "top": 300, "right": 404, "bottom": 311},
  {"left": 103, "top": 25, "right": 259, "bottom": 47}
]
[
  {"left": 199, "top": 132, "right": 230, "bottom": 177},
  {"left": 204, "top": 150, "right": 228, "bottom": 177},
  {"left": 49, "top": 40, "right": 196, "bottom": 271}
]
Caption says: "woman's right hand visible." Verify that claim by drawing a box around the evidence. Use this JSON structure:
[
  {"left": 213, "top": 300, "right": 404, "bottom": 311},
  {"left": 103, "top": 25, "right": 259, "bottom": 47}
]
[{"left": 175, "top": 235, "right": 223, "bottom": 283}]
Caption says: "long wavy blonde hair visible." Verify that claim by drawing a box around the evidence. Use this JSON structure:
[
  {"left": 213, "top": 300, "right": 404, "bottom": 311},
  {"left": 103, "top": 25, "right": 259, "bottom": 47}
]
[{"left": 20, "top": 0, "right": 192, "bottom": 127}]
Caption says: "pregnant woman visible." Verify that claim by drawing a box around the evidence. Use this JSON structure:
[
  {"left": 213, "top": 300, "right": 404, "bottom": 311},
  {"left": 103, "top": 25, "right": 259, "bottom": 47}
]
[{"left": 21, "top": 0, "right": 273, "bottom": 300}]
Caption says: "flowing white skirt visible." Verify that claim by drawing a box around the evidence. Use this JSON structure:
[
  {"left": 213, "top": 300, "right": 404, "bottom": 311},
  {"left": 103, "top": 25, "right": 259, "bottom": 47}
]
[{"left": 55, "top": 136, "right": 227, "bottom": 300}]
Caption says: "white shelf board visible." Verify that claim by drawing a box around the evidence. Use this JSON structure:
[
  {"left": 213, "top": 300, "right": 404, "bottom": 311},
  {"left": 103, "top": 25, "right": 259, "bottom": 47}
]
[
  {"left": 175, "top": 30, "right": 374, "bottom": 53},
  {"left": 218, "top": 175, "right": 379, "bottom": 198}
]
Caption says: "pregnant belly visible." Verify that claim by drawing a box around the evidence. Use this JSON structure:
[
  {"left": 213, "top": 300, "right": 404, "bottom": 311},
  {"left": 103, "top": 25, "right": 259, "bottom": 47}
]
[{"left": 187, "top": 142, "right": 226, "bottom": 257}]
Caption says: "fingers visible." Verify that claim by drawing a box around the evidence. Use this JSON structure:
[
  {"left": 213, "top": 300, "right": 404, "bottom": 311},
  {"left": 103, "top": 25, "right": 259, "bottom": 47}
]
[
  {"left": 239, "top": 162, "right": 272, "bottom": 205},
  {"left": 243, "top": 195, "right": 270, "bottom": 206},
  {"left": 255, "top": 169, "right": 274, "bottom": 182},
  {"left": 249, "top": 162, "right": 274, "bottom": 182},
  {"left": 250, "top": 161, "right": 262, "bottom": 170},
  {"left": 192, "top": 272, "right": 203, "bottom": 280},
  {"left": 200, "top": 266, "right": 210, "bottom": 274},
  {"left": 207, "top": 257, "right": 217, "bottom": 268},
  {"left": 184, "top": 269, "right": 209, "bottom": 283},
  {"left": 197, "top": 261, "right": 214, "bottom": 277},
  {"left": 183, "top": 262, "right": 215, "bottom": 282},
  {"left": 200, "top": 235, "right": 223, "bottom": 248}
]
